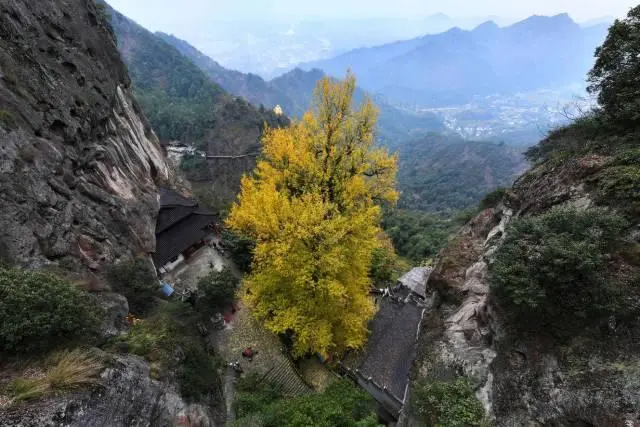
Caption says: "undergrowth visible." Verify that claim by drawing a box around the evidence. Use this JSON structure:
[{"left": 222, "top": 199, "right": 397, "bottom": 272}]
[
  {"left": 3, "top": 349, "right": 103, "bottom": 405},
  {"left": 115, "top": 301, "right": 223, "bottom": 403}
]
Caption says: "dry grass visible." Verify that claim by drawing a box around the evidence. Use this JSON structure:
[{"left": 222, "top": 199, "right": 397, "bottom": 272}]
[
  {"left": 46, "top": 349, "right": 103, "bottom": 390},
  {"left": 4, "top": 348, "right": 103, "bottom": 405},
  {"left": 6, "top": 377, "right": 49, "bottom": 402}
]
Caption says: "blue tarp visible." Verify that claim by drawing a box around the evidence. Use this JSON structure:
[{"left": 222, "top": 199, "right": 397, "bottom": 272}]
[{"left": 161, "top": 282, "right": 174, "bottom": 297}]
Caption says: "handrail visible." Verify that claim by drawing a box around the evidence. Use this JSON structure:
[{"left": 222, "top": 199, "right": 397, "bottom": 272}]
[
  {"left": 205, "top": 153, "right": 260, "bottom": 159},
  {"left": 336, "top": 362, "right": 403, "bottom": 418}
]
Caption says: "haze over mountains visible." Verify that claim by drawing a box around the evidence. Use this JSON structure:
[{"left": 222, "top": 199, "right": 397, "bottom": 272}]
[
  {"left": 302, "top": 14, "right": 609, "bottom": 107},
  {"left": 151, "top": 13, "right": 612, "bottom": 80},
  {"left": 99, "top": 0, "right": 617, "bottom": 212},
  {"left": 177, "top": 14, "right": 508, "bottom": 78}
]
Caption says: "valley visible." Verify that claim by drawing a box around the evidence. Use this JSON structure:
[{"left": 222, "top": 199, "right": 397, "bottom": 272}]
[
  {"left": 417, "top": 87, "right": 593, "bottom": 145},
  {"left": 1, "top": 0, "right": 639, "bottom": 426}
]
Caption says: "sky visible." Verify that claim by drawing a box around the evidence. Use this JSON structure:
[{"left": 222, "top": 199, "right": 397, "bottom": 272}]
[{"left": 108, "top": 0, "right": 637, "bottom": 32}]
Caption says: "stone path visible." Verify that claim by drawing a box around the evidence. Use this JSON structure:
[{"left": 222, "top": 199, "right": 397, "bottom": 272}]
[{"left": 210, "top": 302, "right": 313, "bottom": 397}]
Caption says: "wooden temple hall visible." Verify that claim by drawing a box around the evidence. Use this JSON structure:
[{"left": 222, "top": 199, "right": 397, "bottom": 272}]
[{"left": 152, "top": 188, "right": 219, "bottom": 274}]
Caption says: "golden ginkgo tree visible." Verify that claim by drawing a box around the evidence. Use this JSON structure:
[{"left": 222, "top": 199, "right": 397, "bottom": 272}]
[{"left": 226, "top": 74, "right": 398, "bottom": 357}]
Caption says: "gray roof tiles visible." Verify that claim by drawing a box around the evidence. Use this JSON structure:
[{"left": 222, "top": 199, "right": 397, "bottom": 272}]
[{"left": 397, "top": 267, "right": 432, "bottom": 298}]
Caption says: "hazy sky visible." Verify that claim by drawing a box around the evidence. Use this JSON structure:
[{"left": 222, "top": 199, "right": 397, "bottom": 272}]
[{"left": 108, "top": 0, "right": 637, "bottom": 32}]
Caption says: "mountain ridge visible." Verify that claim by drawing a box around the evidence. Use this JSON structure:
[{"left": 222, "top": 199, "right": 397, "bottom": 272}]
[
  {"left": 156, "top": 32, "right": 445, "bottom": 143},
  {"left": 301, "top": 13, "right": 609, "bottom": 106}
]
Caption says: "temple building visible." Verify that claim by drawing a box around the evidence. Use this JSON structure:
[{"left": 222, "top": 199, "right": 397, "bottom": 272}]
[
  {"left": 340, "top": 267, "right": 433, "bottom": 422},
  {"left": 152, "top": 188, "right": 219, "bottom": 274}
]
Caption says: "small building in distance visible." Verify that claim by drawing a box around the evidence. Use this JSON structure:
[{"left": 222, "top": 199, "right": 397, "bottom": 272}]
[
  {"left": 273, "top": 104, "right": 283, "bottom": 116},
  {"left": 160, "top": 141, "right": 206, "bottom": 165},
  {"left": 153, "top": 188, "right": 219, "bottom": 274}
]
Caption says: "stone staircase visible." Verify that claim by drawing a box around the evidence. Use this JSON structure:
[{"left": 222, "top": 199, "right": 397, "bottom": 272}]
[{"left": 263, "top": 358, "right": 313, "bottom": 396}]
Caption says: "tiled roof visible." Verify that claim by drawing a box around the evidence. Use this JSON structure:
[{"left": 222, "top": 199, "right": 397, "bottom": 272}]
[
  {"left": 397, "top": 267, "right": 431, "bottom": 298},
  {"left": 153, "top": 188, "right": 218, "bottom": 267},
  {"left": 156, "top": 205, "right": 198, "bottom": 233},
  {"left": 153, "top": 212, "right": 217, "bottom": 266},
  {"left": 345, "top": 296, "right": 424, "bottom": 400}
]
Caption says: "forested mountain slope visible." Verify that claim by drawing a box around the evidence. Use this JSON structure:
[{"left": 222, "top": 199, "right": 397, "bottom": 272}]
[
  {"left": 156, "top": 32, "right": 285, "bottom": 111},
  {"left": 396, "top": 134, "right": 527, "bottom": 212},
  {"left": 106, "top": 5, "right": 288, "bottom": 154},
  {"left": 156, "top": 33, "right": 444, "bottom": 144},
  {"left": 103, "top": 3, "right": 290, "bottom": 203}
]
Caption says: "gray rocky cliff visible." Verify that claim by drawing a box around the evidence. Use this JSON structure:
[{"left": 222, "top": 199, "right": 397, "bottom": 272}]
[
  {"left": 399, "top": 152, "right": 640, "bottom": 426},
  {"left": 0, "top": 0, "right": 178, "bottom": 272},
  {"left": 0, "top": 350, "right": 215, "bottom": 427},
  {"left": 0, "top": 1, "right": 216, "bottom": 425}
]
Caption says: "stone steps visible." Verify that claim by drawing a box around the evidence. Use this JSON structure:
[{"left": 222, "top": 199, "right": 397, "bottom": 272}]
[{"left": 264, "top": 359, "right": 312, "bottom": 396}]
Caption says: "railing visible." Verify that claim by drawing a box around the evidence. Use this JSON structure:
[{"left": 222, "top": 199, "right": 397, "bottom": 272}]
[
  {"left": 205, "top": 152, "right": 259, "bottom": 160},
  {"left": 337, "top": 362, "right": 403, "bottom": 419}
]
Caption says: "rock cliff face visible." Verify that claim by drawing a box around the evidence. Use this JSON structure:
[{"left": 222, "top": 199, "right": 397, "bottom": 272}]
[
  {"left": 0, "top": 2, "right": 215, "bottom": 425},
  {"left": 0, "top": 351, "right": 215, "bottom": 427},
  {"left": 0, "top": 0, "right": 176, "bottom": 271},
  {"left": 399, "top": 149, "right": 640, "bottom": 426}
]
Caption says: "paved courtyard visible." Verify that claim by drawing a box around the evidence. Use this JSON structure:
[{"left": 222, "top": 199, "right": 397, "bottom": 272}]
[{"left": 160, "top": 243, "right": 230, "bottom": 293}]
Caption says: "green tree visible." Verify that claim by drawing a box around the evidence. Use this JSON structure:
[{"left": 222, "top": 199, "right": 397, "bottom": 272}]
[
  {"left": 0, "top": 269, "right": 100, "bottom": 354},
  {"left": 233, "top": 372, "right": 284, "bottom": 419},
  {"left": 588, "top": 5, "right": 640, "bottom": 124},
  {"left": 106, "top": 258, "right": 158, "bottom": 315},
  {"left": 410, "top": 378, "right": 486, "bottom": 427},
  {"left": 197, "top": 267, "right": 239, "bottom": 314},
  {"left": 478, "top": 187, "right": 507, "bottom": 211},
  {"left": 177, "top": 345, "right": 223, "bottom": 402},
  {"left": 369, "top": 245, "right": 396, "bottom": 286},
  {"left": 233, "top": 379, "right": 380, "bottom": 427},
  {"left": 382, "top": 209, "right": 463, "bottom": 263},
  {"left": 221, "top": 229, "right": 255, "bottom": 273},
  {"left": 180, "top": 153, "right": 211, "bottom": 181},
  {"left": 490, "top": 207, "right": 628, "bottom": 336}
]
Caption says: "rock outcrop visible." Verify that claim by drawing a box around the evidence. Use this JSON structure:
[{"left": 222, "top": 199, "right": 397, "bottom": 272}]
[
  {"left": 399, "top": 150, "right": 640, "bottom": 426},
  {"left": 0, "top": 351, "right": 215, "bottom": 427},
  {"left": 0, "top": 0, "right": 178, "bottom": 271}
]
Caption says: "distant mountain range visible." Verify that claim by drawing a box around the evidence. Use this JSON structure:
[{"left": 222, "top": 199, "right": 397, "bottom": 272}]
[
  {"left": 157, "top": 33, "right": 444, "bottom": 144},
  {"left": 169, "top": 14, "right": 519, "bottom": 79},
  {"left": 301, "top": 14, "right": 609, "bottom": 107},
  {"left": 103, "top": 2, "right": 534, "bottom": 213}
]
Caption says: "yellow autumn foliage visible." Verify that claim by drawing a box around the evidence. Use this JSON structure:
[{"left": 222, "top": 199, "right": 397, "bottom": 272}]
[{"left": 226, "top": 73, "right": 398, "bottom": 357}]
